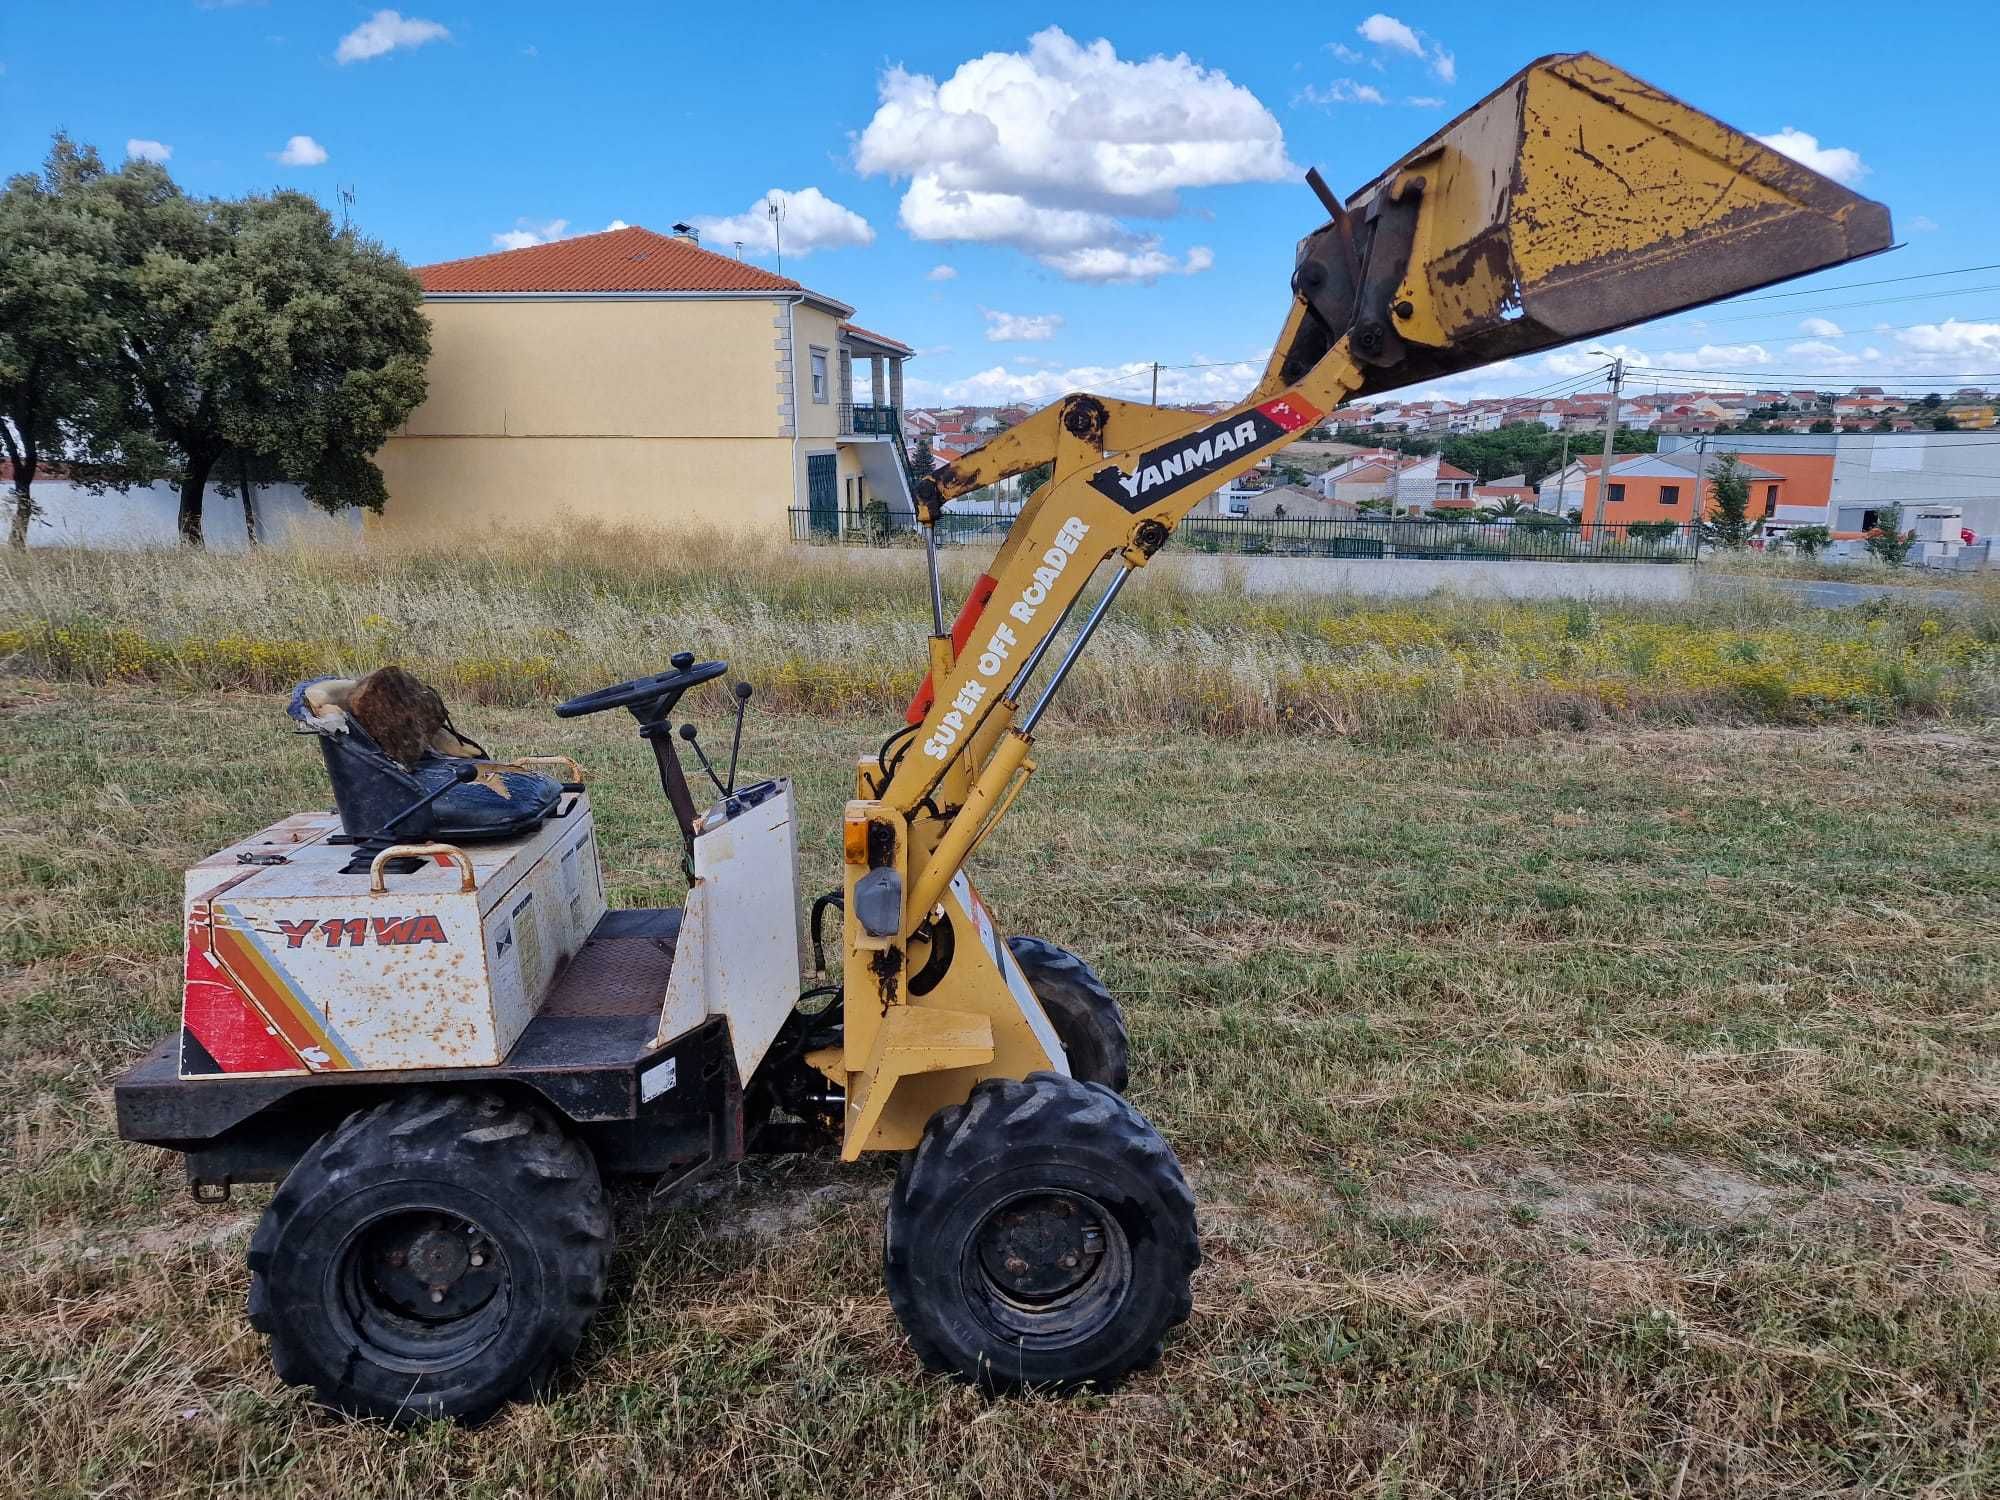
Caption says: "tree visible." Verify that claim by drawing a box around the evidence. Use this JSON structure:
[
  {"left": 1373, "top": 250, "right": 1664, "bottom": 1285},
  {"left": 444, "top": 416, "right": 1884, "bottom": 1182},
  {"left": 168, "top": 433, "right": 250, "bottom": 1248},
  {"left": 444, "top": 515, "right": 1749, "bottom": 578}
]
[
  {"left": 1864, "top": 503, "right": 1915, "bottom": 565},
  {"left": 1017, "top": 461, "right": 1053, "bottom": 497},
  {"left": 1931, "top": 415, "right": 1959, "bottom": 432},
  {"left": 1809, "top": 419, "right": 1835, "bottom": 433},
  {"left": 1787, "top": 523, "right": 1832, "bottom": 557},
  {"left": 0, "top": 137, "right": 144, "bottom": 548},
  {"left": 83, "top": 157, "right": 428, "bottom": 545},
  {"left": 1703, "top": 452, "right": 1754, "bottom": 549},
  {"left": 1921, "top": 392, "right": 1943, "bottom": 409},
  {"left": 907, "top": 435, "right": 935, "bottom": 481}
]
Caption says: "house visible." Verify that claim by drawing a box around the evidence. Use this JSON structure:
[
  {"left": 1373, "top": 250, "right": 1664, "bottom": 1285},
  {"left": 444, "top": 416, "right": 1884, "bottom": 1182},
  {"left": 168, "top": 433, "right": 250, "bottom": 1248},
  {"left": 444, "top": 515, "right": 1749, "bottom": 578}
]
[
  {"left": 378, "top": 225, "right": 915, "bottom": 536},
  {"left": 1578, "top": 450, "right": 1787, "bottom": 525},
  {"left": 1192, "top": 483, "right": 1354, "bottom": 520},
  {"left": 1654, "top": 429, "right": 2000, "bottom": 541}
]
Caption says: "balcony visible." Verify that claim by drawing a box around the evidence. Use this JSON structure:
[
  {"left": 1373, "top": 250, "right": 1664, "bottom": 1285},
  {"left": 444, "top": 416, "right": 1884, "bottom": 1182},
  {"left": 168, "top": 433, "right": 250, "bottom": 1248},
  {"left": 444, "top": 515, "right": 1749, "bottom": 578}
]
[{"left": 840, "top": 402, "right": 900, "bottom": 438}]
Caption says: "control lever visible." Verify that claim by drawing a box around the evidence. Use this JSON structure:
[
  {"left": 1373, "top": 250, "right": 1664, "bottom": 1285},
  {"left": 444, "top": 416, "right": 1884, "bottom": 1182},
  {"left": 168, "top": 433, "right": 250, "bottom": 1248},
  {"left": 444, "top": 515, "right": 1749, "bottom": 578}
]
[
  {"left": 676, "top": 723, "right": 728, "bottom": 795},
  {"left": 724, "top": 681, "right": 752, "bottom": 794}
]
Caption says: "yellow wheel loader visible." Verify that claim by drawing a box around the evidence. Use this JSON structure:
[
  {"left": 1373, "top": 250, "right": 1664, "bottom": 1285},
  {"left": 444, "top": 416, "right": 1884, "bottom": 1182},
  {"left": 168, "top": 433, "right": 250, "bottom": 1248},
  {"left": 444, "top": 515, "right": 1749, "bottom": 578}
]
[{"left": 115, "top": 55, "right": 1890, "bottom": 1423}]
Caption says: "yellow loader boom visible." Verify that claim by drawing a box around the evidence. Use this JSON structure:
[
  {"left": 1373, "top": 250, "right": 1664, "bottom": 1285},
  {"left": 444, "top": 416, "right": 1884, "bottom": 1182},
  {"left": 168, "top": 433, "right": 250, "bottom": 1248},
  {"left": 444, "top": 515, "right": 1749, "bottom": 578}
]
[{"left": 830, "top": 53, "right": 1893, "bottom": 1160}]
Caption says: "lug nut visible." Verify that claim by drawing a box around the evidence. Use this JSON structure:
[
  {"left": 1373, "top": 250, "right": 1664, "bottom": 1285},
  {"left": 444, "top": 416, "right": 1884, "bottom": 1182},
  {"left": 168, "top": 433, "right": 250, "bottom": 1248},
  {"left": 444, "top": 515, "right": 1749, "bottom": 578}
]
[{"left": 1005, "top": 1256, "right": 1028, "bottom": 1274}]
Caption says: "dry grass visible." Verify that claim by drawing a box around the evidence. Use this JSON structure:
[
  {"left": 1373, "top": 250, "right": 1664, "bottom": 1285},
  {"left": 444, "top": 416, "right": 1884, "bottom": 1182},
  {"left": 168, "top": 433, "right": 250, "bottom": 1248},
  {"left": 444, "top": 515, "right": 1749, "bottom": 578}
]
[
  {"left": 2, "top": 680, "right": 1997, "bottom": 1497},
  {"left": 4, "top": 522, "right": 1997, "bottom": 740}
]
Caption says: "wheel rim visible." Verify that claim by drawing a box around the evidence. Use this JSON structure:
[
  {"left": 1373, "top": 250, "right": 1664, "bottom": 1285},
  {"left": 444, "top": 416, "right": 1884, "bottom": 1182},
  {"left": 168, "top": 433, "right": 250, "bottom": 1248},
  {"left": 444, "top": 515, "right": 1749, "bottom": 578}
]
[
  {"left": 332, "top": 1206, "right": 511, "bottom": 1373},
  {"left": 962, "top": 1188, "right": 1132, "bottom": 1349}
]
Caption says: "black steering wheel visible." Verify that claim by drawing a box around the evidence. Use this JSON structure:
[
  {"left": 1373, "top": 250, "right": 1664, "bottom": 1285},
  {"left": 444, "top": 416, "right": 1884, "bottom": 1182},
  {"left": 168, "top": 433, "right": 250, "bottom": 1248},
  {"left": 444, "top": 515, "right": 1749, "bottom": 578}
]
[{"left": 554, "top": 655, "right": 727, "bottom": 720}]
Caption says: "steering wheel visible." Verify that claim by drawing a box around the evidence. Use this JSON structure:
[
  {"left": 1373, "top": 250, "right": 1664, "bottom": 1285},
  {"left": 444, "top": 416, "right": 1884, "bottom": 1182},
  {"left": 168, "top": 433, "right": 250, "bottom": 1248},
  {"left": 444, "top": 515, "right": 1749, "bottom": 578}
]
[{"left": 554, "top": 656, "right": 727, "bottom": 719}]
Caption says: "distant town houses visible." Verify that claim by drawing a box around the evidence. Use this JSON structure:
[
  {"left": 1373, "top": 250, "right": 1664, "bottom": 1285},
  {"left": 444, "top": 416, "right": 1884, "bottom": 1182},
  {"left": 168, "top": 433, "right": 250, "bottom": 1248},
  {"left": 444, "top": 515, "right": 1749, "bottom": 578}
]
[{"left": 1328, "top": 383, "right": 1998, "bottom": 438}]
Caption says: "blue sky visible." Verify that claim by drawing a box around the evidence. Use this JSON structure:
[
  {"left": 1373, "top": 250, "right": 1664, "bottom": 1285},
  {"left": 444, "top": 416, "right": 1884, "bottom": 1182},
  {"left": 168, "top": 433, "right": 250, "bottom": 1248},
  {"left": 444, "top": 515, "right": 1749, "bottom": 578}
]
[{"left": 4, "top": 3, "right": 1997, "bottom": 408}]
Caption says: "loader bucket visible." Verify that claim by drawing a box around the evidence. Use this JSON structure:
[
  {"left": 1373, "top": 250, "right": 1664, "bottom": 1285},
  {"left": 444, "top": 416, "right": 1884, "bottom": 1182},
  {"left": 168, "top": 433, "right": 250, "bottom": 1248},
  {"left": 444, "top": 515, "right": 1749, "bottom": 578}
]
[{"left": 1310, "top": 53, "right": 1893, "bottom": 397}]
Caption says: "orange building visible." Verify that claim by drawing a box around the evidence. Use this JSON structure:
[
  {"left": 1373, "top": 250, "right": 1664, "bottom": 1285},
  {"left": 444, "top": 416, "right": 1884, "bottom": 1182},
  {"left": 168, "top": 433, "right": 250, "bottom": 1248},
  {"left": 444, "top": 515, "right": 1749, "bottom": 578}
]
[{"left": 1579, "top": 451, "right": 1791, "bottom": 525}]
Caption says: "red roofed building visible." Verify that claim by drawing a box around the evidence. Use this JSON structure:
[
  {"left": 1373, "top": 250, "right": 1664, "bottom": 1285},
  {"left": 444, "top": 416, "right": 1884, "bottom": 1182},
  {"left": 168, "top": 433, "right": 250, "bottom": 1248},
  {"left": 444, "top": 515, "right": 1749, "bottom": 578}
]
[{"left": 382, "top": 225, "right": 917, "bottom": 536}]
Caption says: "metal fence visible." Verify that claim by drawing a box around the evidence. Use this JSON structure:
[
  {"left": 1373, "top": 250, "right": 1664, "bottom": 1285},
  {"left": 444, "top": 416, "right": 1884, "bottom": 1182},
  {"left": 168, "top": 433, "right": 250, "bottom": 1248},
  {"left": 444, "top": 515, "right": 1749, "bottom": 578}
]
[
  {"left": 790, "top": 507, "right": 1704, "bottom": 563},
  {"left": 790, "top": 506, "right": 1012, "bottom": 546},
  {"left": 837, "top": 403, "right": 901, "bottom": 437}
]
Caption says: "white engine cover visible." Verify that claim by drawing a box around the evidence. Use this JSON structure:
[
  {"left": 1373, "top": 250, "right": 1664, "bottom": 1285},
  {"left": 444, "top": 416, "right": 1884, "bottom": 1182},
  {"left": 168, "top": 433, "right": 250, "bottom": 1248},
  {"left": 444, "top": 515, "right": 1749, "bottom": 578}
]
[{"left": 654, "top": 782, "right": 805, "bottom": 1082}]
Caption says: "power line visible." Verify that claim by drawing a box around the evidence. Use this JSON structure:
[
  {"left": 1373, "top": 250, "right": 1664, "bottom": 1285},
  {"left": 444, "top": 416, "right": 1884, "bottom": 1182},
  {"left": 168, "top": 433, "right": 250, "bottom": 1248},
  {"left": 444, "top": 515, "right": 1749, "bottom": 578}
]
[
  {"left": 1699, "top": 259, "right": 2000, "bottom": 308},
  {"left": 1690, "top": 286, "right": 2000, "bottom": 327}
]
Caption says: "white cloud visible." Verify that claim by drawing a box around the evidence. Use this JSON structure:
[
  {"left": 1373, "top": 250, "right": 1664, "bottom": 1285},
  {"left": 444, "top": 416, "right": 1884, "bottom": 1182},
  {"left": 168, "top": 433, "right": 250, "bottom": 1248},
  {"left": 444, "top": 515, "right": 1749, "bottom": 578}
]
[
  {"left": 1300, "top": 79, "right": 1387, "bottom": 106},
  {"left": 493, "top": 217, "right": 567, "bottom": 250},
  {"left": 855, "top": 27, "right": 1287, "bottom": 282},
  {"left": 125, "top": 139, "right": 172, "bottom": 164},
  {"left": 1907, "top": 215, "right": 1939, "bottom": 233},
  {"left": 910, "top": 355, "right": 1268, "bottom": 408},
  {"left": 1754, "top": 128, "right": 1869, "bottom": 187},
  {"left": 336, "top": 9, "right": 448, "bottom": 65},
  {"left": 1655, "top": 342, "right": 1773, "bottom": 370},
  {"left": 274, "top": 134, "right": 328, "bottom": 167},
  {"left": 1783, "top": 340, "right": 1854, "bottom": 363},
  {"left": 1356, "top": 14, "right": 1454, "bottom": 82},
  {"left": 693, "top": 187, "right": 874, "bottom": 258},
  {"left": 1798, "top": 316, "right": 1844, "bottom": 338},
  {"left": 1038, "top": 244, "right": 1214, "bottom": 284},
  {"left": 1405, "top": 96, "right": 1446, "bottom": 109},
  {"left": 1357, "top": 15, "right": 1423, "bottom": 57},
  {"left": 926, "top": 264, "right": 958, "bottom": 281},
  {"left": 604, "top": 219, "right": 629, "bottom": 231},
  {"left": 1896, "top": 319, "right": 2000, "bottom": 359},
  {"left": 1328, "top": 43, "right": 1365, "bottom": 64},
  {"left": 983, "top": 310, "right": 1063, "bottom": 342}
]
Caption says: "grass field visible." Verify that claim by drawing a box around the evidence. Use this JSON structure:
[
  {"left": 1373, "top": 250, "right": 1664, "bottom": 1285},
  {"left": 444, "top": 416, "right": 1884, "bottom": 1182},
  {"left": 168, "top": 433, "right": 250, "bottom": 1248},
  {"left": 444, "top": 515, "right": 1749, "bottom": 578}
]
[
  {"left": 3, "top": 673, "right": 1997, "bottom": 1497},
  {"left": 5, "top": 528, "right": 1998, "bottom": 739}
]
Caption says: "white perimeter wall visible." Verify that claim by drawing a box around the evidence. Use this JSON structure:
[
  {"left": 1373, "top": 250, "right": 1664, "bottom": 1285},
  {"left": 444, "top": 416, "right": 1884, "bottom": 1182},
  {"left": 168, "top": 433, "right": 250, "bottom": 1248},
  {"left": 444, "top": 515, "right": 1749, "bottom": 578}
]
[{"left": 16, "top": 478, "right": 361, "bottom": 550}]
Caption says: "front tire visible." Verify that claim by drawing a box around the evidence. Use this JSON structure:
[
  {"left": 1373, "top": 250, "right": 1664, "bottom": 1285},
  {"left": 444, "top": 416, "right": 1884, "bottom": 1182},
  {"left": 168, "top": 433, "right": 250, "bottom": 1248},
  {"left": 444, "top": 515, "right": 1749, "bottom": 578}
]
[
  {"left": 1006, "top": 936, "right": 1130, "bottom": 1092},
  {"left": 246, "top": 1089, "right": 613, "bottom": 1425},
  {"left": 884, "top": 1072, "right": 1198, "bottom": 1392}
]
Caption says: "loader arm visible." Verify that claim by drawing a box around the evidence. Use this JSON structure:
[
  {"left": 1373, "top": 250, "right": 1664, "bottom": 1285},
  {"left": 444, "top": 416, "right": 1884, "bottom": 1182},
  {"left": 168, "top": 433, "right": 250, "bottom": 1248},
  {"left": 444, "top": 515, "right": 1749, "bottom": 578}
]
[{"left": 829, "top": 52, "right": 1892, "bottom": 1157}]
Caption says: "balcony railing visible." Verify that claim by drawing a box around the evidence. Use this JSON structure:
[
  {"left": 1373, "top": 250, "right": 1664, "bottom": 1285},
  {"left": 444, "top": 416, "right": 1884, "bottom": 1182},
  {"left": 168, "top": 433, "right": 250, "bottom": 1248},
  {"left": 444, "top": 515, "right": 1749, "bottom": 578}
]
[{"left": 839, "top": 402, "right": 900, "bottom": 437}]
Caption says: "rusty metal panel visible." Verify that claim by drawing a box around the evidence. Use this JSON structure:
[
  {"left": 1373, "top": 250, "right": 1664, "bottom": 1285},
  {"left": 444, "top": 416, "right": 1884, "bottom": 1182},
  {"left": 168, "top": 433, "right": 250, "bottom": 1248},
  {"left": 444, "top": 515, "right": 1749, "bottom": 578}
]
[
  {"left": 180, "top": 797, "right": 609, "bottom": 1075},
  {"left": 1325, "top": 52, "right": 1893, "bottom": 399}
]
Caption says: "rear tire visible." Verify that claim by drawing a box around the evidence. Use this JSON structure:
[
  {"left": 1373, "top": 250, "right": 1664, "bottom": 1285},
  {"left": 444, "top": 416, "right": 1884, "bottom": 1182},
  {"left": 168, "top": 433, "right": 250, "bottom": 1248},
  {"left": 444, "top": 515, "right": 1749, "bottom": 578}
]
[
  {"left": 246, "top": 1089, "right": 612, "bottom": 1425},
  {"left": 1006, "top": 936, "right": 1129, "bottom": 1092},
  {"left": 884, "top": 1072, "right": 1198, "bottom": 1392}
]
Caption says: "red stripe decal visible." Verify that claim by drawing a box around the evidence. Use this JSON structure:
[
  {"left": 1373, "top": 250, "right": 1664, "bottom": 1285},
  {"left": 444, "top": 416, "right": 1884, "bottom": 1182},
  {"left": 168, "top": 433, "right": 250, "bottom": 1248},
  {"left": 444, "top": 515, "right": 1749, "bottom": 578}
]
[
  {"left": 906, "top": 571, "right": 998, "bottom": 724},
  {"left": 181, "top": 920, "right": 304, "bottom": 1074}
]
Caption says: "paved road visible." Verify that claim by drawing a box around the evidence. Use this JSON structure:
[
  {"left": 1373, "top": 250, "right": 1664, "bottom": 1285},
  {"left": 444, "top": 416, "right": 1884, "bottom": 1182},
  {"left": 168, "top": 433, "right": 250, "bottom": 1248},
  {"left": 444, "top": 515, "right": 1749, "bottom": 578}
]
[{"left": 1699, "top": 573, "right": 1980, "bottom": 610}]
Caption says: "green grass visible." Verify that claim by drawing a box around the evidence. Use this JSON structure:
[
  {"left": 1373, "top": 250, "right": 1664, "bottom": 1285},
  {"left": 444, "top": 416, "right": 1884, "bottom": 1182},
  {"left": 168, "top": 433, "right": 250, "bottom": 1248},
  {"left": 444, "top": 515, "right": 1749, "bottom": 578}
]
[{"left": 2, "top": 680, "right": 1997, "bottom": 1496}]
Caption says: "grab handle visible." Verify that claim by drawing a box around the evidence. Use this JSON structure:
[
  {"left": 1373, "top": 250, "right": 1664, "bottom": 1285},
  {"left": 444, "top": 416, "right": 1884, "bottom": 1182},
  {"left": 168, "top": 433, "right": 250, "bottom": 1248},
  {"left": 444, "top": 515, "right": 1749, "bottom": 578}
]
[{"left": 369, "top": 843, "right": 476, "bottom": 893}]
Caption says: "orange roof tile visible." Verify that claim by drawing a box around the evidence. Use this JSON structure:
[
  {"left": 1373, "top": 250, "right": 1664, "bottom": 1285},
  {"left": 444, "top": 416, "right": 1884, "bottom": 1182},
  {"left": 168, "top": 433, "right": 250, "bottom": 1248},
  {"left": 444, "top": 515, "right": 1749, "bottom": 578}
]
[
  {"left": 840, "top": 321, "right": 913, "bottom": 355},
  {"left": 418, "top": 226, "right": 807, "bottom": 295}
]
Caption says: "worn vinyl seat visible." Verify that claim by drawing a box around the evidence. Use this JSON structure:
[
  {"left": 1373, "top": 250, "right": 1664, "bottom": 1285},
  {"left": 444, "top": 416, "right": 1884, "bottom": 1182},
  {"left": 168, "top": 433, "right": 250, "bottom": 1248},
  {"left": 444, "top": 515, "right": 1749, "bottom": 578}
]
[{"left": 288, "top": 678, "right": 563, "bottom": 843}]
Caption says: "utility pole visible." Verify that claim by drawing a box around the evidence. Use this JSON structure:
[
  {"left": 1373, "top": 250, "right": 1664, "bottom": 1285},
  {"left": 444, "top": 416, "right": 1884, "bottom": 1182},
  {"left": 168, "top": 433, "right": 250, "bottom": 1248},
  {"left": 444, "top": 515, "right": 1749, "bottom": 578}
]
[
  {"left": 1150, "top": 361, "right": 1161, "bottom": 407},
  {"left": 1552, "top": 431, "right": 1571, "bottom": 516},
  {"left": 1587, "top": 358, "right": 1624, "bottom": 536}
]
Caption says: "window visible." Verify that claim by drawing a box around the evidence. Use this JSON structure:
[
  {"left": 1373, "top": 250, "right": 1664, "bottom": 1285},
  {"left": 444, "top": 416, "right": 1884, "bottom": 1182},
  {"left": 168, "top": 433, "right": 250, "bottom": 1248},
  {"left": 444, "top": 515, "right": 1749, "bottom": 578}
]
[
  {"left": 1764, "top": 484, "right": 1779, "bottom": 517},
  {"left": 809, "top": 348, "right": 829, "bottom": 404},
  {"left": 1659, "top": 484, "right": 1680, "bottom": 508},
  {"left": 1606, "top": 483, "right": 1626, "bottom": 503}
]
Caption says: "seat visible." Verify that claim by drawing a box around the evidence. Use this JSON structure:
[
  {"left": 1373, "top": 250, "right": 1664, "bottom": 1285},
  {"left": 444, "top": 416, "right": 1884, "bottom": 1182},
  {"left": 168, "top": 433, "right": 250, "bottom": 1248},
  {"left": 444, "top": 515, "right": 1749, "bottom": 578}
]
[{"left": 289, "top": 676, "right": 563, "bottom": 845}]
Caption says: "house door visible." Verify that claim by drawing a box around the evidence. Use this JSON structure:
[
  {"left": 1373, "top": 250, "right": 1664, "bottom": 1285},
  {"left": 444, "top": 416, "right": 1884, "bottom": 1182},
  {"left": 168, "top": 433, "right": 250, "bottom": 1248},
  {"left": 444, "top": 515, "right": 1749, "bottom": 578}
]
[{"left": 807, "top": 453, "right": 838, "bottom": 535}]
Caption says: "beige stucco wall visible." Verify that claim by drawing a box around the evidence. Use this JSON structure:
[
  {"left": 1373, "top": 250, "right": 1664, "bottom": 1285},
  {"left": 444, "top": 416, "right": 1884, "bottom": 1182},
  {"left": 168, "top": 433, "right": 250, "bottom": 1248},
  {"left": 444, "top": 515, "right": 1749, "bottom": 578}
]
[
  {"left": 379, "top": 294, "right": 799, "bottom": 533},
  {"left": 376, "top": 435, "right": 799, "bottom": 535}
]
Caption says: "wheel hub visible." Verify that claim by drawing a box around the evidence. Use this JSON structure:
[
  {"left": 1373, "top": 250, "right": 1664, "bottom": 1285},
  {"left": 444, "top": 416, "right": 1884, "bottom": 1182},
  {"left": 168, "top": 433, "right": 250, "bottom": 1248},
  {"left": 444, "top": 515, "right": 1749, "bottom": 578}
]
[
  {"left": 976, "top": 1193, "right": 1107, "bottom": 1303},
  {"left": 361, "top": 1210, "right": 502, "bottom": 1323}
]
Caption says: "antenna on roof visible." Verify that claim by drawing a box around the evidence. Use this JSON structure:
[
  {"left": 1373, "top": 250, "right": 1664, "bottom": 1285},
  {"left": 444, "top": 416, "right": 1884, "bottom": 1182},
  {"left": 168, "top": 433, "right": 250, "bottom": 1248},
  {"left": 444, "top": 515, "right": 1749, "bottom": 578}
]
[{"left": 767, "top": 192, "right": 785, "bottom": 275}]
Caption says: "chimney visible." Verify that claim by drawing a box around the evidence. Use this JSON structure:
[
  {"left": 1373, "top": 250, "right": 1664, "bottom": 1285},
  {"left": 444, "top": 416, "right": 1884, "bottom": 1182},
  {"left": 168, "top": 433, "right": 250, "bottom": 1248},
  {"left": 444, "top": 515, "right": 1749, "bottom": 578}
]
[{"left": 670, "top": 222, "right": 700, "bottom": 246}]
